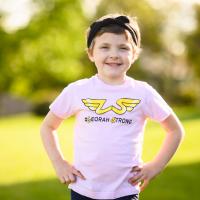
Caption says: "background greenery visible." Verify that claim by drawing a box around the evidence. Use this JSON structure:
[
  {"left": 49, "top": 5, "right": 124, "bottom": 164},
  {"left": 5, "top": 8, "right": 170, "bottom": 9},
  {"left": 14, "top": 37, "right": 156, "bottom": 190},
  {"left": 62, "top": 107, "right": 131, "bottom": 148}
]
[
  {"left": 0, "top": 0, "right": 200, "bottom": 199},
  {"left": 0, "top": 107, "right": 200, "bottom": 200},
  {"left": 0, "top": 0, "right": 200, "bottom": 106}
]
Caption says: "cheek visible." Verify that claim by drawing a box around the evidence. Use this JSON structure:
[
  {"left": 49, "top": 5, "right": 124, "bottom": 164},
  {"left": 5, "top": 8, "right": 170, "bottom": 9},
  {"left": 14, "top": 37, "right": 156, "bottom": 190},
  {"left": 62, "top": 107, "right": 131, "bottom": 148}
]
[
  {"left": 121, "top": 52, "right": 133, "bottom": 62},
  {"left": 127, "top": 52, "right": 135, "bottom": 61},
  {"left": 94, "top": 52, "right": 106, "bottom": 62},
  {"left": 120, "top": 50, "right": 132, "bottom": 56}
]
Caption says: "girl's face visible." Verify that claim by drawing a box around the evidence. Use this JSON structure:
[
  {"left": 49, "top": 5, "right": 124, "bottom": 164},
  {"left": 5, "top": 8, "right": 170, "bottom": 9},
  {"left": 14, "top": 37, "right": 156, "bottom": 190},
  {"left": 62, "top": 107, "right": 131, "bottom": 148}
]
[{"left": 88, "top": 32, "right": 136, "bottom": 85}]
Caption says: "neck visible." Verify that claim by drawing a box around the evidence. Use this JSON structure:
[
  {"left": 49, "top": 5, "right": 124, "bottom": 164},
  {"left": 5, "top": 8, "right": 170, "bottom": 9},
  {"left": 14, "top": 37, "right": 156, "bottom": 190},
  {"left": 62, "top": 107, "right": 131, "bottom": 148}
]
[{"left": 97, "top": 74, "right": 127, "bottom": 85}]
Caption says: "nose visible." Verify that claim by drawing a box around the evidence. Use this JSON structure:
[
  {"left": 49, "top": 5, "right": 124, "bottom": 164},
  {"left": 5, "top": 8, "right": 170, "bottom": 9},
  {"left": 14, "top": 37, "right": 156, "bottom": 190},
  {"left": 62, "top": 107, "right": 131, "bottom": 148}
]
[{"left": 108, "top": 48, "right": 119, "bottom": 59}]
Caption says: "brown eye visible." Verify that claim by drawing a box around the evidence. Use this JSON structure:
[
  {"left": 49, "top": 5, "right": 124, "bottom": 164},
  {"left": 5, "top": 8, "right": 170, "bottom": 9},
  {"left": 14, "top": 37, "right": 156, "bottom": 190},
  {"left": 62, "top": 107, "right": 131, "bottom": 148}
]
[
  {"left": 100, "top": 46, "right": 109, "bottom": 49},
  {"left": 120, "top": 47, "right": 129, "bottom": 50},
  {"left": 119, "top": 45, "right": 130, "bottom": 50}
]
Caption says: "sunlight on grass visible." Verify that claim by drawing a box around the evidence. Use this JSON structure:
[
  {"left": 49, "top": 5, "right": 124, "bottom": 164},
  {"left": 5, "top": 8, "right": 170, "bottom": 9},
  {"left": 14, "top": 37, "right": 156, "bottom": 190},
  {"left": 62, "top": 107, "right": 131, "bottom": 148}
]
[
  {"left": 142, "top": 118, "right": 200, "bottom": 165},
  {"left": 0, "top": 113, "right": 74, "bottom": 185},
  {"left": 0, "top": 109, "right": 199, "bottom": 187}
]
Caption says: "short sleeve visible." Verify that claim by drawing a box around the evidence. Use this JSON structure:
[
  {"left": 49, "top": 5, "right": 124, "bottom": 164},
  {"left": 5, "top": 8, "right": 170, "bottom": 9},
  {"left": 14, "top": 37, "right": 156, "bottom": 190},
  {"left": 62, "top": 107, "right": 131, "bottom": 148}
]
[
  {"left": 49, "top": 84, "right": 77, "bottom": 119},
  {"left": 143, "top": 84, "right": 172, "bottom": 122}
]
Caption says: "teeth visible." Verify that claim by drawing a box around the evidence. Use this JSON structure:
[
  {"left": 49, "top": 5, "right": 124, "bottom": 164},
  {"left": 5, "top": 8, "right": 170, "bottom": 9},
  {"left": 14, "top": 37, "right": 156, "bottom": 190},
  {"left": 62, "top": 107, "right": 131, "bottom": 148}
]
[{"left": 106, "top": 63, "right": 121, "bottom": 66}]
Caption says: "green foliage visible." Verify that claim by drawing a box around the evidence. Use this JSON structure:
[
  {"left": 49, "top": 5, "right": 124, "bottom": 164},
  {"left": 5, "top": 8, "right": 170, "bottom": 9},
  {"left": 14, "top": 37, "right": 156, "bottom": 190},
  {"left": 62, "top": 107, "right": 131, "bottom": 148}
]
[
  {"left": 0, "top": 0, "right": 200, "bottom": 106},
  {"left": 185, "top": 5, "right": 200, "bottom": 78},
  {"left": 0, "top": 0, "right": 89, "bottom": 102}
]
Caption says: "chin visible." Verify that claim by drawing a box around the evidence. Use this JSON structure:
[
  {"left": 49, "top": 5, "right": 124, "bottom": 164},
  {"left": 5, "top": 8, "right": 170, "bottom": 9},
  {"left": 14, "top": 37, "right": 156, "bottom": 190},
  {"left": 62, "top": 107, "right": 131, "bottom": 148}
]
[
  {"left": 106, "top": 74, "right": 122, "bottom": 80},
  {"left": 104, "top": 70, "right": 120, "bottom": 76}
]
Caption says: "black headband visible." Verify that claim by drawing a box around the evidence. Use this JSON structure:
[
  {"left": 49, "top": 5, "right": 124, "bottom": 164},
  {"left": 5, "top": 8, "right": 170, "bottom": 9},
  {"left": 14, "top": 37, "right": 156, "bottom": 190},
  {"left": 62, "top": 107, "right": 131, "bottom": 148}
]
[{"left": 87, "top": 15, "right": 138, "bottom": 48}]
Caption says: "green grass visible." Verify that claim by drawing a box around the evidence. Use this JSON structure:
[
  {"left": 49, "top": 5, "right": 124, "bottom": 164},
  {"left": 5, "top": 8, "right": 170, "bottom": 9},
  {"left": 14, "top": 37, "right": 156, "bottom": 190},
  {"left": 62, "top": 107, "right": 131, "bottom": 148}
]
[{"left": 0, "top": 107, "right": 200, "bottom": 200}]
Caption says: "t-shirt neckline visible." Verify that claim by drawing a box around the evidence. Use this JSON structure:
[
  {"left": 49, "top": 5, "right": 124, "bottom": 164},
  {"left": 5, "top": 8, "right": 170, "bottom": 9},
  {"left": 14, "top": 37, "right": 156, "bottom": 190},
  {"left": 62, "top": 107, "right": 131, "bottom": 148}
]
[{"left": 93, "top": 74, "right": 131, "bottom": 90}]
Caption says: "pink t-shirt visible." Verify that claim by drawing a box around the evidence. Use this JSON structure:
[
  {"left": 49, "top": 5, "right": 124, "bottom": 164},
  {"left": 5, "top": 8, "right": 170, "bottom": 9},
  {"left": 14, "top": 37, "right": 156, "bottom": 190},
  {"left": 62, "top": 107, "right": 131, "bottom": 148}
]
[{"left": 49, "top": 75, "right": 172, "bottom": 199}]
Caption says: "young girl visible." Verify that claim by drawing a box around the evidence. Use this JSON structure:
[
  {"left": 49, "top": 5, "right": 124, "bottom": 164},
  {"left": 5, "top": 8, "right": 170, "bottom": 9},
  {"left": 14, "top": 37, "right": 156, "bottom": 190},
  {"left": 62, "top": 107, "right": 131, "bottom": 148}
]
[{"left": 40, "top": 14, "right": 184, "bottom": 200}]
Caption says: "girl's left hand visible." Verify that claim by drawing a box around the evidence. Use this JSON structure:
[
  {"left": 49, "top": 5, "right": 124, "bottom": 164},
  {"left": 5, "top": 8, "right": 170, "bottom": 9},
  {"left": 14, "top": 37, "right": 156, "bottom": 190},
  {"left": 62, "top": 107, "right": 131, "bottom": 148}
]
[{"left": 128, "top": 161, "right": 163, "bottom": 191}]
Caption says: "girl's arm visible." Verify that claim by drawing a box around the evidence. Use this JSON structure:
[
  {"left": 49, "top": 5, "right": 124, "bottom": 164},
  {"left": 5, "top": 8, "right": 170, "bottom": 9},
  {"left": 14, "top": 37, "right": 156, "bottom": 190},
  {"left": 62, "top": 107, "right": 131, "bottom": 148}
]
[
  {"left": 128, "top": 111, "right": 185, "bottom": 191},
  {"left": 40, "top": 111, "right": 85, "bottom": 184}
]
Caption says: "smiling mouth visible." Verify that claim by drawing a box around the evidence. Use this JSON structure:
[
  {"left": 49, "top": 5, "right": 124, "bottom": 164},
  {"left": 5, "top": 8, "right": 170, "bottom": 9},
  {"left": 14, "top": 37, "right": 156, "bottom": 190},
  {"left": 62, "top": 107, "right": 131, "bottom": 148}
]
[{"left": 105, "top": 63, "right": 122, "bottom": 67}]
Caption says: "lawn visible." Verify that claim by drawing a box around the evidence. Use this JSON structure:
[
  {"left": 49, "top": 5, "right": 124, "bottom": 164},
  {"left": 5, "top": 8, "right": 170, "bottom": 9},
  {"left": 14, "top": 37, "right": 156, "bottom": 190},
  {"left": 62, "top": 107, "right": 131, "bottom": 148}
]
[{"left": 0, "top": 106, "right": 199, "bottom": 200}]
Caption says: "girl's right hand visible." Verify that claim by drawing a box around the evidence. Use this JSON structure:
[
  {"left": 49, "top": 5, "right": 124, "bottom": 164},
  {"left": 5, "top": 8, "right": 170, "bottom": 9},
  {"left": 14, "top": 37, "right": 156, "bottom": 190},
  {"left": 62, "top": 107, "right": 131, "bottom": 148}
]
[{"left": 52, "top": 160, "right": 86, "bottom": 184}]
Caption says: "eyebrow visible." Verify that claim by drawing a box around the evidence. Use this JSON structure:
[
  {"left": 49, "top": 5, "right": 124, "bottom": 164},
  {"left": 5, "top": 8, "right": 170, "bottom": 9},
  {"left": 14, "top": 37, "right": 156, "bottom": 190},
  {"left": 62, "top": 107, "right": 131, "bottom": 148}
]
[
  {"left": 118, "top": 44, "right": 130, "bottom": 46},
  {"left": 100, "top": 43, "right": 130, "bottom": 46},
  {"left": 100, "top": 43, "right": 110, "bottom": 46}
]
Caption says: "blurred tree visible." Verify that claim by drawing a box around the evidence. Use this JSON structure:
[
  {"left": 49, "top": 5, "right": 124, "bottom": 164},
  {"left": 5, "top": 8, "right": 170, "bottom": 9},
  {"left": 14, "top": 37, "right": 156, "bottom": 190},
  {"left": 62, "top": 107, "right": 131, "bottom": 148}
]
[
  {"left": 0, "top": 0, "right": 199, "bottom": 106},
  {"left": 185, "top": 4, "right": 200, "bottom": 78},
  {"left": 0, "top": 0, "right": 89, "bottom": 103},
  {"left": 0, "top": 14, "right": 18, "bottom": 92}
]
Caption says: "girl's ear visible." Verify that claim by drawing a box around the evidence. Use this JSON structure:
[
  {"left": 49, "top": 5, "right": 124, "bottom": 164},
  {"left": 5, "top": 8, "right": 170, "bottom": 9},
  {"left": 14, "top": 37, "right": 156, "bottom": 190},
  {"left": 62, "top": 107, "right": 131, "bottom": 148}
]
[
  {"left": 131, "top": 49, "right": 138, "bottom": 64},
  {"left": 87, "top": 49, "right": 94, "bottom": 62},
  {"left": 131, "top": 55, "right": 136, "bottom": 64}
]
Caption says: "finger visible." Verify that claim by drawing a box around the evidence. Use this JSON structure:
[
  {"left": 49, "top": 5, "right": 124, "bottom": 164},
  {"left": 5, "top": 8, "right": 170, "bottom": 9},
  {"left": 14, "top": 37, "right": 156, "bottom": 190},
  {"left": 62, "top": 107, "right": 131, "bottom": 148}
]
[
  {"left": 68, "top": 173, "right": 76, "bottom": 183},
  {"left": 60, "top": 176, "right": 70, "bottom": 184},
  {"left": 72, "top": 168, "right": 86, "bottom": 180},
  {"left": 60, "top": 176, "right": 66, "bottom": 184},
  {"left": 140, "top": 179, "right": 149, "bottom": 191},
  {"left": 64, "top": 176, "right": 71, "bottom": 184},
  {"left": 128, "top": 171, "right": 143, "bottom": 183},
  {"left": 129, "top": 175, "right": 144, "bottom": 186},
  {"left": 131, "top": 166, "right": 142, "bottom": 173}
]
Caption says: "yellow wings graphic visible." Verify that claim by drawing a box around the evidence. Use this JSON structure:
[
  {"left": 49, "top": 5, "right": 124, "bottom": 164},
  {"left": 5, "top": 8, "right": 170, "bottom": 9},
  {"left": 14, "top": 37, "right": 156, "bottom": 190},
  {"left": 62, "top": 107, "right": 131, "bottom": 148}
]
[{"left": 82, "top": 98, "right": 140, "bottom": 115}]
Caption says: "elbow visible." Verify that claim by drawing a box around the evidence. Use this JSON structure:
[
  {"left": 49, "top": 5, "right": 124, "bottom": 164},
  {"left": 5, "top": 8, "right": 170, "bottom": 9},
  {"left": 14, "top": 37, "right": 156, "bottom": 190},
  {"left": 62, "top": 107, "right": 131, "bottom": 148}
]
[
  {"left": 176, "top": 124, "right": 185, "bottom": 143},
  {"left": 40, "top": 121, "right": 56, "bottom": 138}
]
